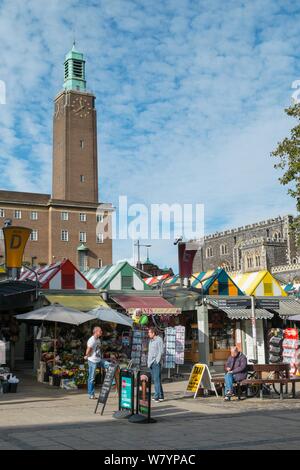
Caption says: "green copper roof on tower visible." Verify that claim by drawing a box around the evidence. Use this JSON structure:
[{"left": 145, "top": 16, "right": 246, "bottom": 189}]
[{"left": 63, "top": 43, "right": 86, "bottom": 92}]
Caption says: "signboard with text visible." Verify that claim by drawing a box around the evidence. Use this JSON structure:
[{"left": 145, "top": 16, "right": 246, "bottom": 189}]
[{"left": 185, "top": 363, "right": 218, "bottom": 398}]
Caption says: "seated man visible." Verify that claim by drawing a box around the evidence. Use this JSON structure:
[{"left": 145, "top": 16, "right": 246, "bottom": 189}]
[{"left": 224, "top": 346, "right": 248, "bottom": 401}]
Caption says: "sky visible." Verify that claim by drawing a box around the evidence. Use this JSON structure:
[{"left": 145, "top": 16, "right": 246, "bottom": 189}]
[{"left": 0, "top": 0, "right": 299, "bottom": 270}]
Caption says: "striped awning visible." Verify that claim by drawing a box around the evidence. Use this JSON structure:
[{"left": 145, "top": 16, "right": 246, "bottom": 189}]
[
  {"left": 219, "top": 308, "right": 273, "bottom": 320},
  {"left": 274, "top": 298, "right": 300, "bottom": 317},
  {"left": 111, "top": 294, "right": 181, "bottom": 315},
  {"left": 207, "top": 298, "right": 273, "bottom": 319}
]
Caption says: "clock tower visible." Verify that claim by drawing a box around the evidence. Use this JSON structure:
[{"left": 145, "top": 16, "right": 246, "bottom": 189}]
[{"left": 52, "top": 44, "right": 98, "bottom": 203}]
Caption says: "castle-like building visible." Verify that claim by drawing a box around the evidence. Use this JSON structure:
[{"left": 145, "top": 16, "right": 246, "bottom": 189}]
[
  {"left": 0, "top": 45, "right": 113, "bottom": 270},
  {"left": 192, "top": 215, "right": 299, "bottom": 281}
]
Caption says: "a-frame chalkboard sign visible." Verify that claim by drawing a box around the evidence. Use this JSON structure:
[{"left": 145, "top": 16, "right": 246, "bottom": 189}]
[{"left": 94, "top": 363, "right": 119, "bottom": 415}]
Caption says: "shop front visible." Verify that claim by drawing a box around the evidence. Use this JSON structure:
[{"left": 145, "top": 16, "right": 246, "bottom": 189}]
[
  {"left": 0, "top": 280, "right": 43, "bottom": 369},
  {"left": 108, "top": 292, "right": 182, "bottom": 369},
  {"left": 30, "top": 293, "right": 134, "bottom": 387}
]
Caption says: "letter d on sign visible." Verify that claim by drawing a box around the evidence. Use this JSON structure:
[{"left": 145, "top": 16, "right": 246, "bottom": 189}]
[
  {"left": 10, "top": 235, "right": 22, "bottom": 249},
  {"left": 3, "top": 226, "right": 32, "bottom": 268}
]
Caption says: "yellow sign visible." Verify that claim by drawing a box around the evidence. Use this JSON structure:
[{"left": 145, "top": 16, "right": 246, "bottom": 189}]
[
  {"left": 186, "top": 363, "right": 205, "bottom": 393},
  {"left": 3, "top": 226, "right": 32, "bottom": 268}
]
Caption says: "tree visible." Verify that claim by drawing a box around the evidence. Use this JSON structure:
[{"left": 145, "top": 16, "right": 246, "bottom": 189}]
[{"left": 271, "top": 103, "right": 300, "bottom": 247}]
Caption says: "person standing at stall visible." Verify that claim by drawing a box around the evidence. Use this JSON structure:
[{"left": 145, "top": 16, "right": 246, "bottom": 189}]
[
  {"left": 147, "top": 327, "right": 164, "bottom": 403},
  {"left": 84, "top": 326, "right": 105, "bottom": 399}
]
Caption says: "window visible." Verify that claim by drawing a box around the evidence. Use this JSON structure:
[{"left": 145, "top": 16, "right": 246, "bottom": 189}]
[
  {"left": 14, "top": 210, "right": 22, "bottom": 219},
  {"left": 30, "top": 230, "right": 38, "bottom": 241},
  {"left": 79, "top": 213, "right": 87, "bottom": 222},
  {"left": 98, "top": 258, "right": 103, "bottom": 268},
  {"left": 247, "top": 257, "right": 253, "bottom": 268},
  {"left": 96, "top": 213, "right": 104, "bottom": 223},
  {"left": 255, "top": 256, "right": 261, "bottom": 267},
  {"left": 122, "top": 275, "right": 133, "bottom": 289},
  {"left": 0, "top": 209, "right": 5, "bottom": 218},
  {"left": 96, "top": 233, "right": 104, "bottom": 244},
  {"left": 273, "top": 232, "right": 281, "bottom": 241},
  {"left": 206, "top": 247, "right": 213, "bottom": 258},
  {"left": 79, "top": 232, "right": 87, "bottom": 243},
  {"left": 80, "top": 140, "right": 84, "bottom": 149},
  {"left": 61, "top": 212, "right": 69, "bottom": 221},
  {"left": 30, "top": 211, "right": 38, "bottom": 220},
  {"left": 0, "top": 229, "right": 3, "bottom": 240},
  {"left": 264, "top": 283, "right": 273, "bottom": 295},
  {"left": 80, "top": 175, "right": 85, "bottom": 183},
  {"left": 220, "top": 244, "right": 228, "bottom": 255},
  {"left": 61, "top": 230, "right": 69, "bottom": 242},
  {"left": 266, "top": 229, "right": 270, "bottom": 238}
]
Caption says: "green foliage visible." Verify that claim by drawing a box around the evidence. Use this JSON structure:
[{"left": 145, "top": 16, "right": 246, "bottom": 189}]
[{"left": 271, "top": 104, "right": 300, "bottom": 245}]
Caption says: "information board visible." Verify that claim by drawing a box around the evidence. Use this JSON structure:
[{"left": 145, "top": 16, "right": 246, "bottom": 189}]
[
  {"left": 119, "top": 369, "right": 134, "bottom": 413},
  {"left": 185, "top": 363, "right": 218, "bottom": 398},
  {"left": 94, "top": 363, "right": 118, "bottom": 415}
]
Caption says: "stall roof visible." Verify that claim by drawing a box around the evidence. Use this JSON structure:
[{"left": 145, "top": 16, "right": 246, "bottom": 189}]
[
  {"left": 111, "top": 294, "right": 181, "bottom": 315},
  {"left": 45, "top": 294, "right": 109, "bottom": 312},
  {"left": 83, "top": 261, "right": 149, "bottom": 290},
  {"left": 273, "top": 298, "right": 300, "bottom": 317},
  {"left": 19, "top": 259, "right": 94, "bottom": 290},
  {"left": 231, "top": 271, "right": 287, "bottom": 297},
  {"left": 143, "top": 274, "right": 170, "bottom": 286},
  {"left": 207, "top": 297, "right": 273, "bottom": 319}
]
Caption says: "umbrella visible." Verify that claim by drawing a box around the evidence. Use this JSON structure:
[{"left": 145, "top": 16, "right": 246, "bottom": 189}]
[
  {"left": 87, "top": 307, "right": 133, "bottom": 328},
  {"left": 16, "top": 303, "right": 98, "bottom": 362}
]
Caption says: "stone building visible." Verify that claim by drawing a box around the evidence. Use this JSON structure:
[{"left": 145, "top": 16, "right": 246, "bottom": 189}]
[
  {"left": 192, "top": 215, "right": 299, "bottom": 274},
  {"left": 0, "top": 45, "right": 113, "bottom": 270}
]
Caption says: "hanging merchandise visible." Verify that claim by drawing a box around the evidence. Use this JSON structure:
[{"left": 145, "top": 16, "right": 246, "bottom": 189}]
[
  {"left": 164, "top": 327, "right": 176, "bottom": 369},
  {"left": 282, "top": 328, "right": 299, "bottom": 376},
  {"left": 131, "top": 329, "right": 148, "bottom": 367},
  {"left": 175, "top": 326, "right": 185, "bottom": 365},
  {"left": 268, "top": 328, "right": 283, "bottom": 364}
]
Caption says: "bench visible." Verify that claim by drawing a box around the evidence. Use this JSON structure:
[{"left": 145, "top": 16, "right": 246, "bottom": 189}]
[{"left": 212, "top": 364, "right": 300, "bottom": 400}]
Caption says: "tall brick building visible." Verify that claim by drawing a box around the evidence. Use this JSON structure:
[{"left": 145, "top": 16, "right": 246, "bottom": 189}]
[
  {"left": 0, "top": 44, "right": 113, "bottom": 270},
  {"left": 192, "top": 215, "right": 299, "bottom": 274}
]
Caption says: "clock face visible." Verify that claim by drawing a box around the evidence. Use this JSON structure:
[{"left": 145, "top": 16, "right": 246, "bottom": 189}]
[{"left": 71, "top": 96, "right": 92, "bottom": 118}]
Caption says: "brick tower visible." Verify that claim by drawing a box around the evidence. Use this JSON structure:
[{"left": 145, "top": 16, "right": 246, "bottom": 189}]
[{"left": 52, "top": 43, "right": 98, "bottom": 203}]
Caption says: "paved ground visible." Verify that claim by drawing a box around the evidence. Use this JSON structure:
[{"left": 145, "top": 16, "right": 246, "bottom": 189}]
[{"left": 1, "top": 371, "right": 300, "bottom": 450}]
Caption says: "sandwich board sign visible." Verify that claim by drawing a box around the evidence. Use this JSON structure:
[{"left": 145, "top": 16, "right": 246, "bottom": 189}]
[
  {"left": 94, "top": 364, "right": 119, "bottom": 415},
  {"left": 185, "top": 363, "right": 218, "bottom": 398}
]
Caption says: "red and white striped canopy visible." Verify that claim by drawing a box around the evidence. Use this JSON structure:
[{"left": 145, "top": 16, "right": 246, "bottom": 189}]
[{"left": 19, "top": 259, "right": 95, "bottom": 290}]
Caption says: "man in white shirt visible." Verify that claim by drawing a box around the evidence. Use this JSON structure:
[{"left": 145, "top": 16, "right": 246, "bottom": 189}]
[{"left": 84, "top": 326, "right": 109, "bottom": 399}]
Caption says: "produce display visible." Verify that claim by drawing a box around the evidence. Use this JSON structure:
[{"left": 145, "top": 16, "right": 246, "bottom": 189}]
[{"left": 37, "top": 322, "right": 131, "bottom": 388}]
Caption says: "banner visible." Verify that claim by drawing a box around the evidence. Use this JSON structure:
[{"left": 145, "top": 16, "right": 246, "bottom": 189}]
[
  {"left": 178, "top": 243, "right": 198, "bottom": 279},
  {"left": 3, "top": 226, "right": 32, "bottom": 268}
]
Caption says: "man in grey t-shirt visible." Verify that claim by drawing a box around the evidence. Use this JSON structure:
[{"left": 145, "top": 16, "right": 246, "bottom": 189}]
[{"left": 147, "top": 327, "right": 164, "bottom": 402}]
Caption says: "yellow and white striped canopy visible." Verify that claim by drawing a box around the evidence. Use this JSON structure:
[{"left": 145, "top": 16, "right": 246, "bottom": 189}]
[{"left": 231, "top": 271, "right": 287, "bottom": 297}]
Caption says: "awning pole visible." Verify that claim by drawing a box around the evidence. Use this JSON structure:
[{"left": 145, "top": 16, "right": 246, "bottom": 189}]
[{"left": 250, "top": 296, "right": 258, "bottom": 361}]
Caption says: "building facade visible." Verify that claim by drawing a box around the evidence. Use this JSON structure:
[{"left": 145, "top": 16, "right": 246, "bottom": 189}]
[
  {"left": 0, "top": 45, "right": 113, "bottom": 270},
  {"left": 193, "top": 215, "right": 299, "bottom": 274}
]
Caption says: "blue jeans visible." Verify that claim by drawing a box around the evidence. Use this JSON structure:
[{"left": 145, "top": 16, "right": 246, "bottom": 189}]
[
  {"left": 87, "top": 359, "right": 110, "bottom": 396},
  {"left": 224, "top": 372, "right": 236, "bottom": 395},
  {"left": 150, "top": 362, "right": 164, "bottom": 400}
]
